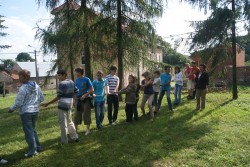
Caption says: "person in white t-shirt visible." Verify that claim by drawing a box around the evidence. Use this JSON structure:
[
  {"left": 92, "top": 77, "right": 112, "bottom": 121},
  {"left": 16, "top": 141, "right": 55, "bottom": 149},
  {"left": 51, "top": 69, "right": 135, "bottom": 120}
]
[
  {"left": 152, "top": 70, "right": 161, "bottom": 114},
  {"left": 173, "top": 66, "right": 183, "bottom": 105}
]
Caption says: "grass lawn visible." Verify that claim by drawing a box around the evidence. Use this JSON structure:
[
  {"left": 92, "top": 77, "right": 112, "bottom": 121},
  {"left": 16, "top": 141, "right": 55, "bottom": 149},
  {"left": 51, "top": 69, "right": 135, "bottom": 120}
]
[{"left": 0, "top": 87, "right": 250, "bottom": 167}]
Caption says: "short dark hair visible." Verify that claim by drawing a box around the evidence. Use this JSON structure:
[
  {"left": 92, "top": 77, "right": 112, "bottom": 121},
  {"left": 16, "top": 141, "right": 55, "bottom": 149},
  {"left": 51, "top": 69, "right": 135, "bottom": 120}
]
[
  {"left": 110, "top": 65, "right": 117, "bottom": 71},
  {"left": 142, "top": 71, "right": 149, "bottom": 77},
  {"left": 164, "top": 66, "right": 171, "bottom": 70},
  {"left": 75, "top": 68, "right": 84, "bottom": 75},
  {"left": 175, "top": 66, "right": 181, "bottom": 72},
  {"left": 199, "top": 64, "right": 206, "bottom": 69},
  {"left": 57, "top": 69, "right": 67, "bottom": 77},
  {"left": 154, "top": 70, "right": 160, "bottom": 75}
]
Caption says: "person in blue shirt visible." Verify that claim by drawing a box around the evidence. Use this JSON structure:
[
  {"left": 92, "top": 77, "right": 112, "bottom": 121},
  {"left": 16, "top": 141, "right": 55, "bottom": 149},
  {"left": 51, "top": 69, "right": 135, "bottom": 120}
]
[
  {"left": 92, "top": 70, "right": 109, "bottom": 129},
  {"left": 74, "top": 68, "right": 94, "bottom": 135},
  {"left": 156, "top": 66, "right": 173, "bottom": 112}
]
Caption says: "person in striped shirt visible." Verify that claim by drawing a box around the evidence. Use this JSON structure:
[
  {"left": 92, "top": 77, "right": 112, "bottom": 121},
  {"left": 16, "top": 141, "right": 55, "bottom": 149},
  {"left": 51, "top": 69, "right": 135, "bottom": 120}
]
[
  {"left": 105, "top": 65, "right": 120, "bottom": 125},
  {"left": 42, "top": 69, "right": 79, "bottom": 144}
]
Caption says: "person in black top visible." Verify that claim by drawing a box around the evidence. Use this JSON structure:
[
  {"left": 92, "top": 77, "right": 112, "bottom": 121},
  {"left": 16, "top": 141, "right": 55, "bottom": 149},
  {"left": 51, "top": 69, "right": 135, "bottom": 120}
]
[{"left": 195, "top": 64, "right": 209, "bottom": 110}]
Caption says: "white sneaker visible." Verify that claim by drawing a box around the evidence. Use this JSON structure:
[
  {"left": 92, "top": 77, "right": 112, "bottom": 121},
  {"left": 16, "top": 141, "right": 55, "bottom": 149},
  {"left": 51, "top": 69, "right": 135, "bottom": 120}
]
[
  {"left": 112, "top": 121, "right": 117, "bottom": 125},
  {"left": 0, "top": 159, "right": 8, "bottom": 164},
  {"left": 24, "top": 152, "right": 38, "bottom": 157},
  {"left": 85, "top": 130, "right": 90, "bottom": 136}
]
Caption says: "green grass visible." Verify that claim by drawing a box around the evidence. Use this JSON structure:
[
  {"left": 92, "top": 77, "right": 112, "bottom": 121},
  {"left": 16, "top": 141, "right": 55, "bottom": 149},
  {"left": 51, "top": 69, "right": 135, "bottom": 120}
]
[{"left": 0, "top": 87, "right": 250, "bottom": 167}]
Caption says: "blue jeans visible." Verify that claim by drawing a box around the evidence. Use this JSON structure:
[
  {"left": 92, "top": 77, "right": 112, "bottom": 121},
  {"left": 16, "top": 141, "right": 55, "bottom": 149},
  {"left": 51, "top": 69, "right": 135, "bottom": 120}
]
[
  {"left": 94, "top": 101, "right": 105, "bottom": 128},
  {"left": 157, "top": 89, "right": 173, "bottom": 111},
  {"left": 20, "top": 113, "right": 41, "bottom": 156},
  {"left": 174, "top": 84, "right": 183, "bottom": 104}
]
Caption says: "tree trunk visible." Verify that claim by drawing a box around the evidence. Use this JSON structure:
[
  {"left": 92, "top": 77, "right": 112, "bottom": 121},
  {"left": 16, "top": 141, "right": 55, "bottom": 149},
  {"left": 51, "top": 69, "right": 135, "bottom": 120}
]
[
  {"left": 66, "top": 0, "right": 74, "bottom": 81},
  {"left": 117, "top": 0, "right": 123, "bottom": 93},
  {"left": 81, "top": 0, "right": 92, "bottom": 79},
  {"left": 231, "top": 0, "right": 238, "bottom": 99}
]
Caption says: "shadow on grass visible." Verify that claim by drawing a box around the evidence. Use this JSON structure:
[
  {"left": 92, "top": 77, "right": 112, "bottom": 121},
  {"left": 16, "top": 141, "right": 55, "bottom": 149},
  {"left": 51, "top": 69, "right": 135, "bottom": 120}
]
[
  {"left": 192, "top": 99, "right": 234, "bottom": 123},
  {"left": 1, "top": 98, "right": 220, "bottom": 167}
]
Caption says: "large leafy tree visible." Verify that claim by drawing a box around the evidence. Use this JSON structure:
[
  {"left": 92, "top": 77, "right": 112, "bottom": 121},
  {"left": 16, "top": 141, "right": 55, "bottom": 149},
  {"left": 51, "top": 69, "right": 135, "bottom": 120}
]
[
  {"left": 100, "top": 0, "right": 165, "bottom": 88},
  {"left": 36, "top": 0, "right": 166, "bottom": 85},
  {"left": 16, "top": 52, "right": 34, "bottom": 62},
  {"left": 0, "top": 59, "right": 15, "bottom": 71},
  {"left": 182, "top": 0, "right": 250, "bottom": 99}
]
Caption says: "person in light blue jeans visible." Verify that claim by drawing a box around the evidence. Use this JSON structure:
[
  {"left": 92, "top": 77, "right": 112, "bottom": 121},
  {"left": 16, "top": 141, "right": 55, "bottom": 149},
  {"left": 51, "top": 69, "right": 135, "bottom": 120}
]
[
  {"left": 92, "top": 70, "right": 109, "bottom": 129},
  {"left": 173, "top": 66, "right": 183, "bottom": 105},
  {"left": 9, "top": 69, "right": 44, "bottom": 157},
  {"left": 156, "top": 66, "right": 173, "bottom": 112}
]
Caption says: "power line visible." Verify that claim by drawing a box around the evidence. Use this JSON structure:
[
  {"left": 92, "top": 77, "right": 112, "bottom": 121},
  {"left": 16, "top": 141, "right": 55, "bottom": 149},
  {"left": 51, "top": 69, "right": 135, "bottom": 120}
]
[
  {"left": 162, "top": 31, "right": 195, "bottom": 39},
  {"left": 0, "top": 52, "right": 40, "bottom": 54}
]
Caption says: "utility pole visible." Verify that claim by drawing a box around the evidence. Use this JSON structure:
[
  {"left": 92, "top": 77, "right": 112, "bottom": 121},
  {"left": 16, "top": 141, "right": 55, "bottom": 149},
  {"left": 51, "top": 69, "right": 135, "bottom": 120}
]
[
  {"left": 28, "top": 45, "right": 39, "bottom": 84},
  {"left": 231, "top": 0, "right": 238, "bottom": 99}
]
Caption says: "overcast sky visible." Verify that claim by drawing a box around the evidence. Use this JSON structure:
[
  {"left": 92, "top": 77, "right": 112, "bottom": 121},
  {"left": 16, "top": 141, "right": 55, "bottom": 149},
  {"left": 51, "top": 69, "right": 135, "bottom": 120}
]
[{"left": 0, "top": 0, "right": 210, "bottom": 62}]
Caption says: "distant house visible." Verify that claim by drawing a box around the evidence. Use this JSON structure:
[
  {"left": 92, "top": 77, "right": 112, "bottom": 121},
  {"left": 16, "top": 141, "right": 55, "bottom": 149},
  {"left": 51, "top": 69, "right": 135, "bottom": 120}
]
[
  {"left": 190, "top": 44, "right": 245, "bottom": 68},
  {"left": 190, "top": 44, "right": 248, "bottom": 85},
  {"left": 12, "top": 62, "right": 57, "bottom": 89},
  {"left": 0, "top": 70, "right": 19, "bottom": 93}
]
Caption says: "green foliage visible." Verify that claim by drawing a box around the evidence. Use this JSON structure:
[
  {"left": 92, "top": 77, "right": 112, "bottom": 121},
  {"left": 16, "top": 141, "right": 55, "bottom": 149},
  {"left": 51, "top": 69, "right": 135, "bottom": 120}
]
[
  {"left": 245, "top": 60, "right": 250, "bottom": 66},
  {"left": 16, "top": 52, "right": 34, "bottom": 62},
  {"left": 0, "top": 12, "right": 11, "bottom": 49},
  {"left": 1, "top": 87, "right": 250, "bottom": 166},
  {"left": 0, "top": 59, "right": 16, "bottom": 69},
  {"left": 190, "top": 8, "right": 232, "bottom": 50},
  {"left": 237, "top": 35, "right": 250, "bottom": 62}
]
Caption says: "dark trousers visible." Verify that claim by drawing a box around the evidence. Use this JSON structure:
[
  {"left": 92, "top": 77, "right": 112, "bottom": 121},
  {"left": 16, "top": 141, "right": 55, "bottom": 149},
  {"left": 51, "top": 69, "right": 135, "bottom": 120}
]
[
  {"left": 107, "top": 94, "right": 119, "bottom": 123},
  {"left": 152, "top": 92, "right": 159, "bottom": 107},
  {"left": 134, "top": 99, "right": 139, "bottom": 121},
  {"left": 125, "top": 104, "right": 136, "bottom": 122}
]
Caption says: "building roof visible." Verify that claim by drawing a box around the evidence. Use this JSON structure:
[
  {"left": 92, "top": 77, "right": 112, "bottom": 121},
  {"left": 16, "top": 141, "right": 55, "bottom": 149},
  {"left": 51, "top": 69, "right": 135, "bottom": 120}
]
[
  {"left": 51, "top": 1, "right": 80, "bottom": 14},
  {"left": 11, "top": 73, "right": 19, "bottom": 80},
  {"left": 16, "top": 62, "right": 56, "bottom": 78}
]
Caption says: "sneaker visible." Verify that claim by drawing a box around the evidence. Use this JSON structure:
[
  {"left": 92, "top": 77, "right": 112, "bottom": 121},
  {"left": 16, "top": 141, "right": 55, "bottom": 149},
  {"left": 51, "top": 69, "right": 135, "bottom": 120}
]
[
  {"left": 0, "top": 159, "right": 8, "bottom": 164},
  {"left": 111, "top": 121, "right": 117, "bottom": 125},
  {"left": 85, "top": 130, "right": 90, "bottom": 136},
  {"left": 25, "top": 152, "right": 38, "bottom": 158}
]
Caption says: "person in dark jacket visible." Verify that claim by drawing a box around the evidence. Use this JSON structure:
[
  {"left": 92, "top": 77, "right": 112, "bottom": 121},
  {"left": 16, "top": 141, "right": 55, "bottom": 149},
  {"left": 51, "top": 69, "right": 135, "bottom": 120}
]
[{"left": 195, "top": 64, "right": 209, "bottom": 110}]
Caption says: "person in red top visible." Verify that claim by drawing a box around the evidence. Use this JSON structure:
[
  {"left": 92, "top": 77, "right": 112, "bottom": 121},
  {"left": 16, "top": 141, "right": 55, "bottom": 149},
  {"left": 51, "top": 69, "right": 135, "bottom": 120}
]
[{"left": 187, "top": 61, "right": 200, "bottom": 99}]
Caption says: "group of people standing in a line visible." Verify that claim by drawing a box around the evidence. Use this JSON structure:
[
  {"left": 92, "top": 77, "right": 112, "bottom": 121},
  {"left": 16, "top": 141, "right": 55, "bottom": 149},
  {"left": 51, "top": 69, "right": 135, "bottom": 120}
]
[{"left": 3, "top": 62, "right": 209, "bottom": 160}]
